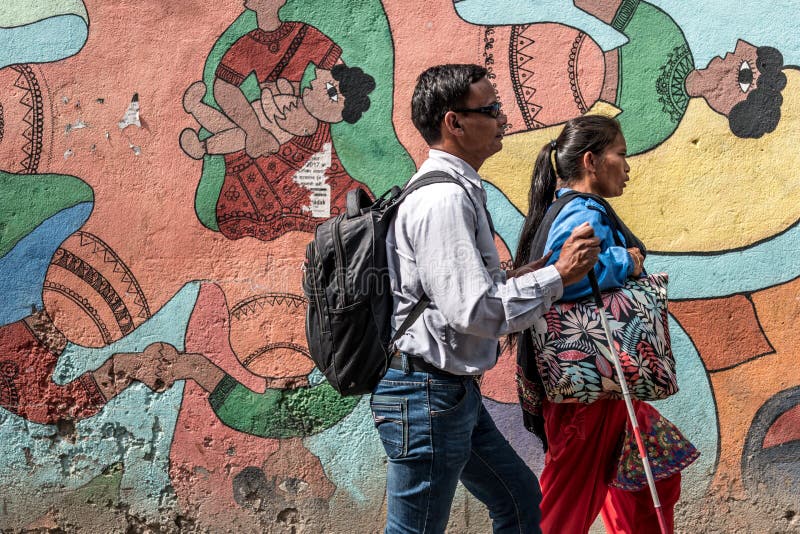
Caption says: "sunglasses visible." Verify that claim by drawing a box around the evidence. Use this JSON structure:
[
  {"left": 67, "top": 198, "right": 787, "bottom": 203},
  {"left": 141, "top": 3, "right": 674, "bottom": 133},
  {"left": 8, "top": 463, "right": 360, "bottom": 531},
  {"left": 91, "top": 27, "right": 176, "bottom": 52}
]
[{"left": 451, "top": 101, "right": 502, "bottom": 118}]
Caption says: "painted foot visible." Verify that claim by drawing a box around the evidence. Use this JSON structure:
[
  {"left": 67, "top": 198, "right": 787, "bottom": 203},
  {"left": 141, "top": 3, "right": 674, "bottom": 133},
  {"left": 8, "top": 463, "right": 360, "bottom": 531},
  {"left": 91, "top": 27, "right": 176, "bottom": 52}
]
[
  {"left": 179, "top": 128, "right": 206, "bottom": 160},
  {"left": 182, "top": 80, "right": 207, "bottom": 114}
]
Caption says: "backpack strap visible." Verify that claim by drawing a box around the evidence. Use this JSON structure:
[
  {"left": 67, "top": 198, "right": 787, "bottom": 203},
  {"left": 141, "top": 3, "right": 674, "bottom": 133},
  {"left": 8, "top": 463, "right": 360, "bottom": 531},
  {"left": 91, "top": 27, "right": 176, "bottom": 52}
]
[{"left": 388, "top": 170, "right": 493, "bottom": 348}]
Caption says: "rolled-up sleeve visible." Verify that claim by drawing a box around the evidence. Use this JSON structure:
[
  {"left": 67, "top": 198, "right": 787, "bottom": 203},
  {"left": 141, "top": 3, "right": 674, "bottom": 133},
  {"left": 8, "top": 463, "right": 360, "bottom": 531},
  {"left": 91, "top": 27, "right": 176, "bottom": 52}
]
[{"left": 411, "top": 185, "right": 563, "bottom": 339}]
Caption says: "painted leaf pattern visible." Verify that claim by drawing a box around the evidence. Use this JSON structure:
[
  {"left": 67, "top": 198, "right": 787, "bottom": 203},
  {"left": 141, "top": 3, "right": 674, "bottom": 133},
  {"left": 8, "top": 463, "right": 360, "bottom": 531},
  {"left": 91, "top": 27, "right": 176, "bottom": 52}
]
[{"left": 531, "top": 273, "right": 677, "bottom": 404}]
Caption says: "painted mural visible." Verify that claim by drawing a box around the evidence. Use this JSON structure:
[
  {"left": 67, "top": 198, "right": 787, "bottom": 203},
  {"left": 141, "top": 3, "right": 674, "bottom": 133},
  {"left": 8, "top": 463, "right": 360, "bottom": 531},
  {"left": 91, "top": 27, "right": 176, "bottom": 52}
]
[{"left": 0, "top": 0, "right": 798, "bottom": 531}]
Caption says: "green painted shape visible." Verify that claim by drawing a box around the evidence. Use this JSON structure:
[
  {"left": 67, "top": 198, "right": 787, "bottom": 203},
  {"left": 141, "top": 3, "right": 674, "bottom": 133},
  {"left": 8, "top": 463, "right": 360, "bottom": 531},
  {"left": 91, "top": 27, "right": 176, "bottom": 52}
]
[
  {"left": 195, "top": 155, "right": 225, "bottom": 231},
  {"left": 282, "top": 0, "right": 416, "bottom": 193},
  {"left": 0, "top": 171, "right": 93, "bottom": 257},
  {"left": 0, "top": 0, "right": 88, "bottom": 27},
  {"left": 192, "top": 1, "right": 415, "bottom": 228},
  {"left": 210, "top": 375, "right": 360, "bottom": 438},
  {"left": 615, "top": 2, "right": 691, "bottom": 155},
  {"left": 68, "top": 462, "right": 123, "bottom": 507}
]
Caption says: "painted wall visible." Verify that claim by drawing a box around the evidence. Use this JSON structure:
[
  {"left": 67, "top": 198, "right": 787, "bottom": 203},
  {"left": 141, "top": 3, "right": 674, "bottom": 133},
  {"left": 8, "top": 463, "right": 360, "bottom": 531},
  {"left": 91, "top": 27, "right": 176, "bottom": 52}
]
[{"left": 0, "top": 0, "right": 798, "bottom": 531}]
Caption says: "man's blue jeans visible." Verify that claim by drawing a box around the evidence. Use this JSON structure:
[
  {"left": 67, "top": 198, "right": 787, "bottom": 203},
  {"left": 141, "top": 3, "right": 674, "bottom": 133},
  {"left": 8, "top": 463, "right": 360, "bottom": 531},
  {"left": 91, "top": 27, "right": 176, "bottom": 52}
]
[{"left": 370, "top": 364, "right": 542, "bottom": 533}]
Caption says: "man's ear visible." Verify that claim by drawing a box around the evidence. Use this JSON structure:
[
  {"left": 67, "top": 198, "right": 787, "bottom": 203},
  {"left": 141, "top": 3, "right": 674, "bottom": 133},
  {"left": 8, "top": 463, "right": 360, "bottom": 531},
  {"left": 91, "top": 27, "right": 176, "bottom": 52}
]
[{"left": 442, "top": 111, "right": 463, "bottom": 137}]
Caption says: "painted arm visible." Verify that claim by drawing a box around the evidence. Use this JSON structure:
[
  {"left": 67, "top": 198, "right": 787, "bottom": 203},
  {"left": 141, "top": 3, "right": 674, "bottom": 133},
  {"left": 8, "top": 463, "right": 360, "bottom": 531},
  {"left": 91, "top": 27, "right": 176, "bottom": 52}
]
[
  {"left": 573, "top": 0, "right": 624, "bottom": 24},
  {"left": 213, "top": 77, "right": 278, "bottom": 157}
]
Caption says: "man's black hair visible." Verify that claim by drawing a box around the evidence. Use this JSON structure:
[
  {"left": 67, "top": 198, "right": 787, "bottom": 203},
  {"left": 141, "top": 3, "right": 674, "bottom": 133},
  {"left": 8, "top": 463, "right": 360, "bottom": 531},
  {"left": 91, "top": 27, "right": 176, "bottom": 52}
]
[{"left": 411, "top": 64, "right": 488, "bottom": 145}]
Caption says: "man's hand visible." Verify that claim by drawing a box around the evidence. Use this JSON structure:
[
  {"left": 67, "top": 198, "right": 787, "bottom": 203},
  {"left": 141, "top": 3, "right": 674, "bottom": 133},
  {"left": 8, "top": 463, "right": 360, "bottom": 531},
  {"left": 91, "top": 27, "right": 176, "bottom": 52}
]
[
  {"left": 506, "top": 251, "right": 553, "bottom": 279},
  {"left": 553, "top": 222, "right": 601, "bottom": 286}
]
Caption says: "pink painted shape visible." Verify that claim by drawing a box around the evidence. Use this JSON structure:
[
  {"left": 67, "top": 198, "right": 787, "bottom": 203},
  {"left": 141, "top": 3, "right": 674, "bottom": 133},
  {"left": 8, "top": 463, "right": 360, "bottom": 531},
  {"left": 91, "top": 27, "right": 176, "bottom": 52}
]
[
  {"left": 185, "top": 282, "right": 266, "bottom": 393},
  {"left": 481, "top": 343, "right": 517, "bottom": 404},
  {"left": 763, "top": 404, "right": 800, "bottom": 449},
  {"left": 169, "top": 382, "right": 336, "bottom": 524},
  {"left": 169, "top": 380, "right": 280, "bottom": 520}
]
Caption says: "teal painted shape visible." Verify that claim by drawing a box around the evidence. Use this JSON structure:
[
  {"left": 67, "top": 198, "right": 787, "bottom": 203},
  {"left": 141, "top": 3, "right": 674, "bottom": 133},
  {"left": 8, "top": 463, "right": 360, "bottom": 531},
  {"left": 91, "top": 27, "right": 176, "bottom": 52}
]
[
  {"left": 304, "top": 396, "right": 386, "bottom": 504},
  {"left": 0, "top": 0, "right": 88, "bottom": 28},
  {"left": 454, "top": 0, "right": 627, "bottom": 51},
  {"left": 53, "top": 282, "right": 201, "bottom": 383},
  {"left": 0, "top": 382, "right": 184, "bottom": 527},
  {"left": 646, "top": 223, "right": 800, "bottom": 299},
  {"left": 484, "top": 180, "right": 523, "bottom": 253},
  {"left": 0, "top": 15, "right": 88, "bottom": 69},
  {"left": 651, "top": 316, "right": 717, "bottom": 500}
]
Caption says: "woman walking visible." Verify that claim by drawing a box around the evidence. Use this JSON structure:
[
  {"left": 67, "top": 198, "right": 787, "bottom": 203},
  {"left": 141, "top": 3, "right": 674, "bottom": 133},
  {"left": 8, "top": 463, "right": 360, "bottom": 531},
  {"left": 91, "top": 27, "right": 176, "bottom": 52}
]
[{"left": 515, "top": 115, "right": 699, "bottom": 533}]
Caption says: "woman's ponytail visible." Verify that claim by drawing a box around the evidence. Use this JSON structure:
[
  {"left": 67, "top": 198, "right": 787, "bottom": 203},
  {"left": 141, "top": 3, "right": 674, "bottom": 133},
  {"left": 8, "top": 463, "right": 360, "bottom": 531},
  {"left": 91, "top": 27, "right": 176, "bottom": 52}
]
[{"left": 513, "top": 141, "right": 558, "bottom": 269}]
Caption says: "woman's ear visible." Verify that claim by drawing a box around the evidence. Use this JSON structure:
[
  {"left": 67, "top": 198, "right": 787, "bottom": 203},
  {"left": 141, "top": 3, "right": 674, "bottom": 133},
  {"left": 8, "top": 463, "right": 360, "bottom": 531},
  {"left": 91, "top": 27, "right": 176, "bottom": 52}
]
[{"left": 582, "top": 150, "right": 596, "bottom": 174}]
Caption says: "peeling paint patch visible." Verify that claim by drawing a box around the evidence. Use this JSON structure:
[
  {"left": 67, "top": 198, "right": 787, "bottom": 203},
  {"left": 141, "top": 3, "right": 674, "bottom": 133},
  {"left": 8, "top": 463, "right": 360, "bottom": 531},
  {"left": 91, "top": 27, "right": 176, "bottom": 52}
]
[
  {"left": 118, "top": 93, "right": 141, "bottom": 129},
  {"left": 64, "top": 118, "right": 88, "bottom": 134}
]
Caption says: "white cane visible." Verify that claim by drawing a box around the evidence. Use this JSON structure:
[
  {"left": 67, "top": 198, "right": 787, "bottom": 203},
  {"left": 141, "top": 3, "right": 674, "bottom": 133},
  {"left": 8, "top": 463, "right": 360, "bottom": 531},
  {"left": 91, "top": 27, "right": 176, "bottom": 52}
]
[{"left": 587, "top": 271, "right": 669, "bottom": 534}]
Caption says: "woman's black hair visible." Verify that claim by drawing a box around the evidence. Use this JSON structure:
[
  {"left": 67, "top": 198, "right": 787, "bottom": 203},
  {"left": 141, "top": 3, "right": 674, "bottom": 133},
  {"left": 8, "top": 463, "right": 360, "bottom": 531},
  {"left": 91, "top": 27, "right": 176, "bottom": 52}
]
[
  {"left": 331, "top": 64, "right": 376, "bottom": 124},
  {"left": 728, "top": 46, "right": 787, "bottom": 138},
  {"left": 513, "top": 115, "right": 621, "bottom": 270}
]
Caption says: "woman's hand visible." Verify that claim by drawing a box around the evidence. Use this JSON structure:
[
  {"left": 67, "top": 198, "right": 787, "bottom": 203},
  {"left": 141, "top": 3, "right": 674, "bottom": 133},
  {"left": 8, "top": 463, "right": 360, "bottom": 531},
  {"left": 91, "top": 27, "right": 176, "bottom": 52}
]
[{"left": 628, "top": 247, "right": 644, "bottom": 277}]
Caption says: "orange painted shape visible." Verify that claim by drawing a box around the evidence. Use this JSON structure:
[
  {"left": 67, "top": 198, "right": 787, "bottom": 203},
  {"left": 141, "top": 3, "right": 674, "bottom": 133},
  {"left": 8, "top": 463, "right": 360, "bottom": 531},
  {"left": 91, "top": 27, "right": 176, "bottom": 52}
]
[
  {"left": 669, "top": 295, "right": 772, "bottom": 372},
  {"left": 169, "top": 380, "right": 280, "bottom": 521},
  {"left": 709, "top": 277, "right": 800, "bottom": 496},
  {"left": 763, "top": 404, "right": 800, "bottom": 449}
]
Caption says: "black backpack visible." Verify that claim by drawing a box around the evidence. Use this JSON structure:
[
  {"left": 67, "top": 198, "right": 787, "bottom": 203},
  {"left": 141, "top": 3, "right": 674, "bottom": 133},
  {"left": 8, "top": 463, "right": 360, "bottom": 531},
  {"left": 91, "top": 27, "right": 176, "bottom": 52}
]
[{"left": 302, "top": 172, "right": 472, "bottom": 396}]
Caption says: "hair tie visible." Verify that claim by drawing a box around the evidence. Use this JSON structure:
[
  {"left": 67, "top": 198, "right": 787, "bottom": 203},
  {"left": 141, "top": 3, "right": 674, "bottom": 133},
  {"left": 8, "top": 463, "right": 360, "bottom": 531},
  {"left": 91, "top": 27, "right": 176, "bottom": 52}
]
[{"left": 549, "top": 141, "right": 559, "bottom": 178}]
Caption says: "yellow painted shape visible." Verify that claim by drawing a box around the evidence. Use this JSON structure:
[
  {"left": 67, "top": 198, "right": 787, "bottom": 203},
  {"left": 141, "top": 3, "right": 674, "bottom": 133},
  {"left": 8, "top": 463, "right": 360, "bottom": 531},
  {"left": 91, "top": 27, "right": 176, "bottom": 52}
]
[
  {"left": 484, "top": 70, "right": 800, "bottom": 253},
  {"left": 481, "top": 101, "right": 620, "bottom": 224}
]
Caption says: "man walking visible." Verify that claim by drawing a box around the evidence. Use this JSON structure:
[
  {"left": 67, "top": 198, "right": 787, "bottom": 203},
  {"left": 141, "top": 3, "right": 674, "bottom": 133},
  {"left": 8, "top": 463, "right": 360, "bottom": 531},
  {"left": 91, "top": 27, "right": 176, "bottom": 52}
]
[{"left": 370, "top": 64, "right": 601, "bottom": 533}]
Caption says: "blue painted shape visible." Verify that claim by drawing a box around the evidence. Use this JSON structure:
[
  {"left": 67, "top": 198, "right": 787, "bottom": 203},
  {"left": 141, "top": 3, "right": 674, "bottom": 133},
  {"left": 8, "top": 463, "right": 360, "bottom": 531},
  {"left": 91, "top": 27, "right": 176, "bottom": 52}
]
[
  {"left": 53, "top": 282, "right": 201, "bottom": 383},
  {"left": 305, "top": 396, "right": 386, "bottom": 504},
  {"left": 0, "top": 15, "right": 88, "bottom": 69},
  {"left": 648, "top": 0, "right": 800, "bottom": 68},
  {"left": 651, "top": 316, "right": 717, "bottom": 499},
  {"left": 484, "top": 180, "right": 523, "bottom": 252},
  {"left": 646, "top": 222, "right": 800, "bottom": 299},
  {"left": 0, "top": 202, "right": 92, "bottom": 327},
  {"left": 454, "top": 0, "right": 627, "bottom": 52},
  {"left": 0, "top": 382, "right": 185, "bottom": 526}
]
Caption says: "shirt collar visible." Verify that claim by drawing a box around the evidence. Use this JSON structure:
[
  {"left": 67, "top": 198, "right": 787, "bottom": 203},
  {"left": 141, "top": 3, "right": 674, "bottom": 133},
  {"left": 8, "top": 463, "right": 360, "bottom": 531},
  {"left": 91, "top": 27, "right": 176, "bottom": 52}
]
[{"left": 426, "top": 149, "right": 484, "bottom": 190}]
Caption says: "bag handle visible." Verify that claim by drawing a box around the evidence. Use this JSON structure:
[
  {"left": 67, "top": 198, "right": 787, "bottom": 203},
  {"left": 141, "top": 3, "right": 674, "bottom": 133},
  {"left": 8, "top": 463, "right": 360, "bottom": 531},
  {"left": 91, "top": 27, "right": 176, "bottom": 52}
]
[{"left": 346, "top": 188, "right": 373, "bottom": 218}]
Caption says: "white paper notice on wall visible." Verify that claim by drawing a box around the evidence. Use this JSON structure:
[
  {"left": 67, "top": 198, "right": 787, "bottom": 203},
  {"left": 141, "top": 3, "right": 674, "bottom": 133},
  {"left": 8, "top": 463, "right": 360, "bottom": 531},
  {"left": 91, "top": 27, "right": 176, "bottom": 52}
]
[{"left": 293, "top": 142, "right": 332, "bottom": 219}]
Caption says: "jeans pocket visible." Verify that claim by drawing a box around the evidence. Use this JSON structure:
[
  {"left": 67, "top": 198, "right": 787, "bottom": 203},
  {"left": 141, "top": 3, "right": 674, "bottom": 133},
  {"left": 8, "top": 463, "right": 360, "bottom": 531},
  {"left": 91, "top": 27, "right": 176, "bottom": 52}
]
[
  {"left": 429, "top": 380, "right": 469, "bottom": 417},
  {"left": 370, "top": 395, "right": 408, "bottom": 459}
]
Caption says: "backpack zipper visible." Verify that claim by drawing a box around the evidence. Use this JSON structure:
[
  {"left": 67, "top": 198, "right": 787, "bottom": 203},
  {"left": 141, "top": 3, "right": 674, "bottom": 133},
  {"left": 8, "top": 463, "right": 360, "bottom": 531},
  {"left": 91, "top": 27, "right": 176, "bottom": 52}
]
[
  {"left": 333, "top": 217, "right": 347, "bottom": 307},
  {"left": 307, "top": 243, "right": 327, "bottom": 334}
]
